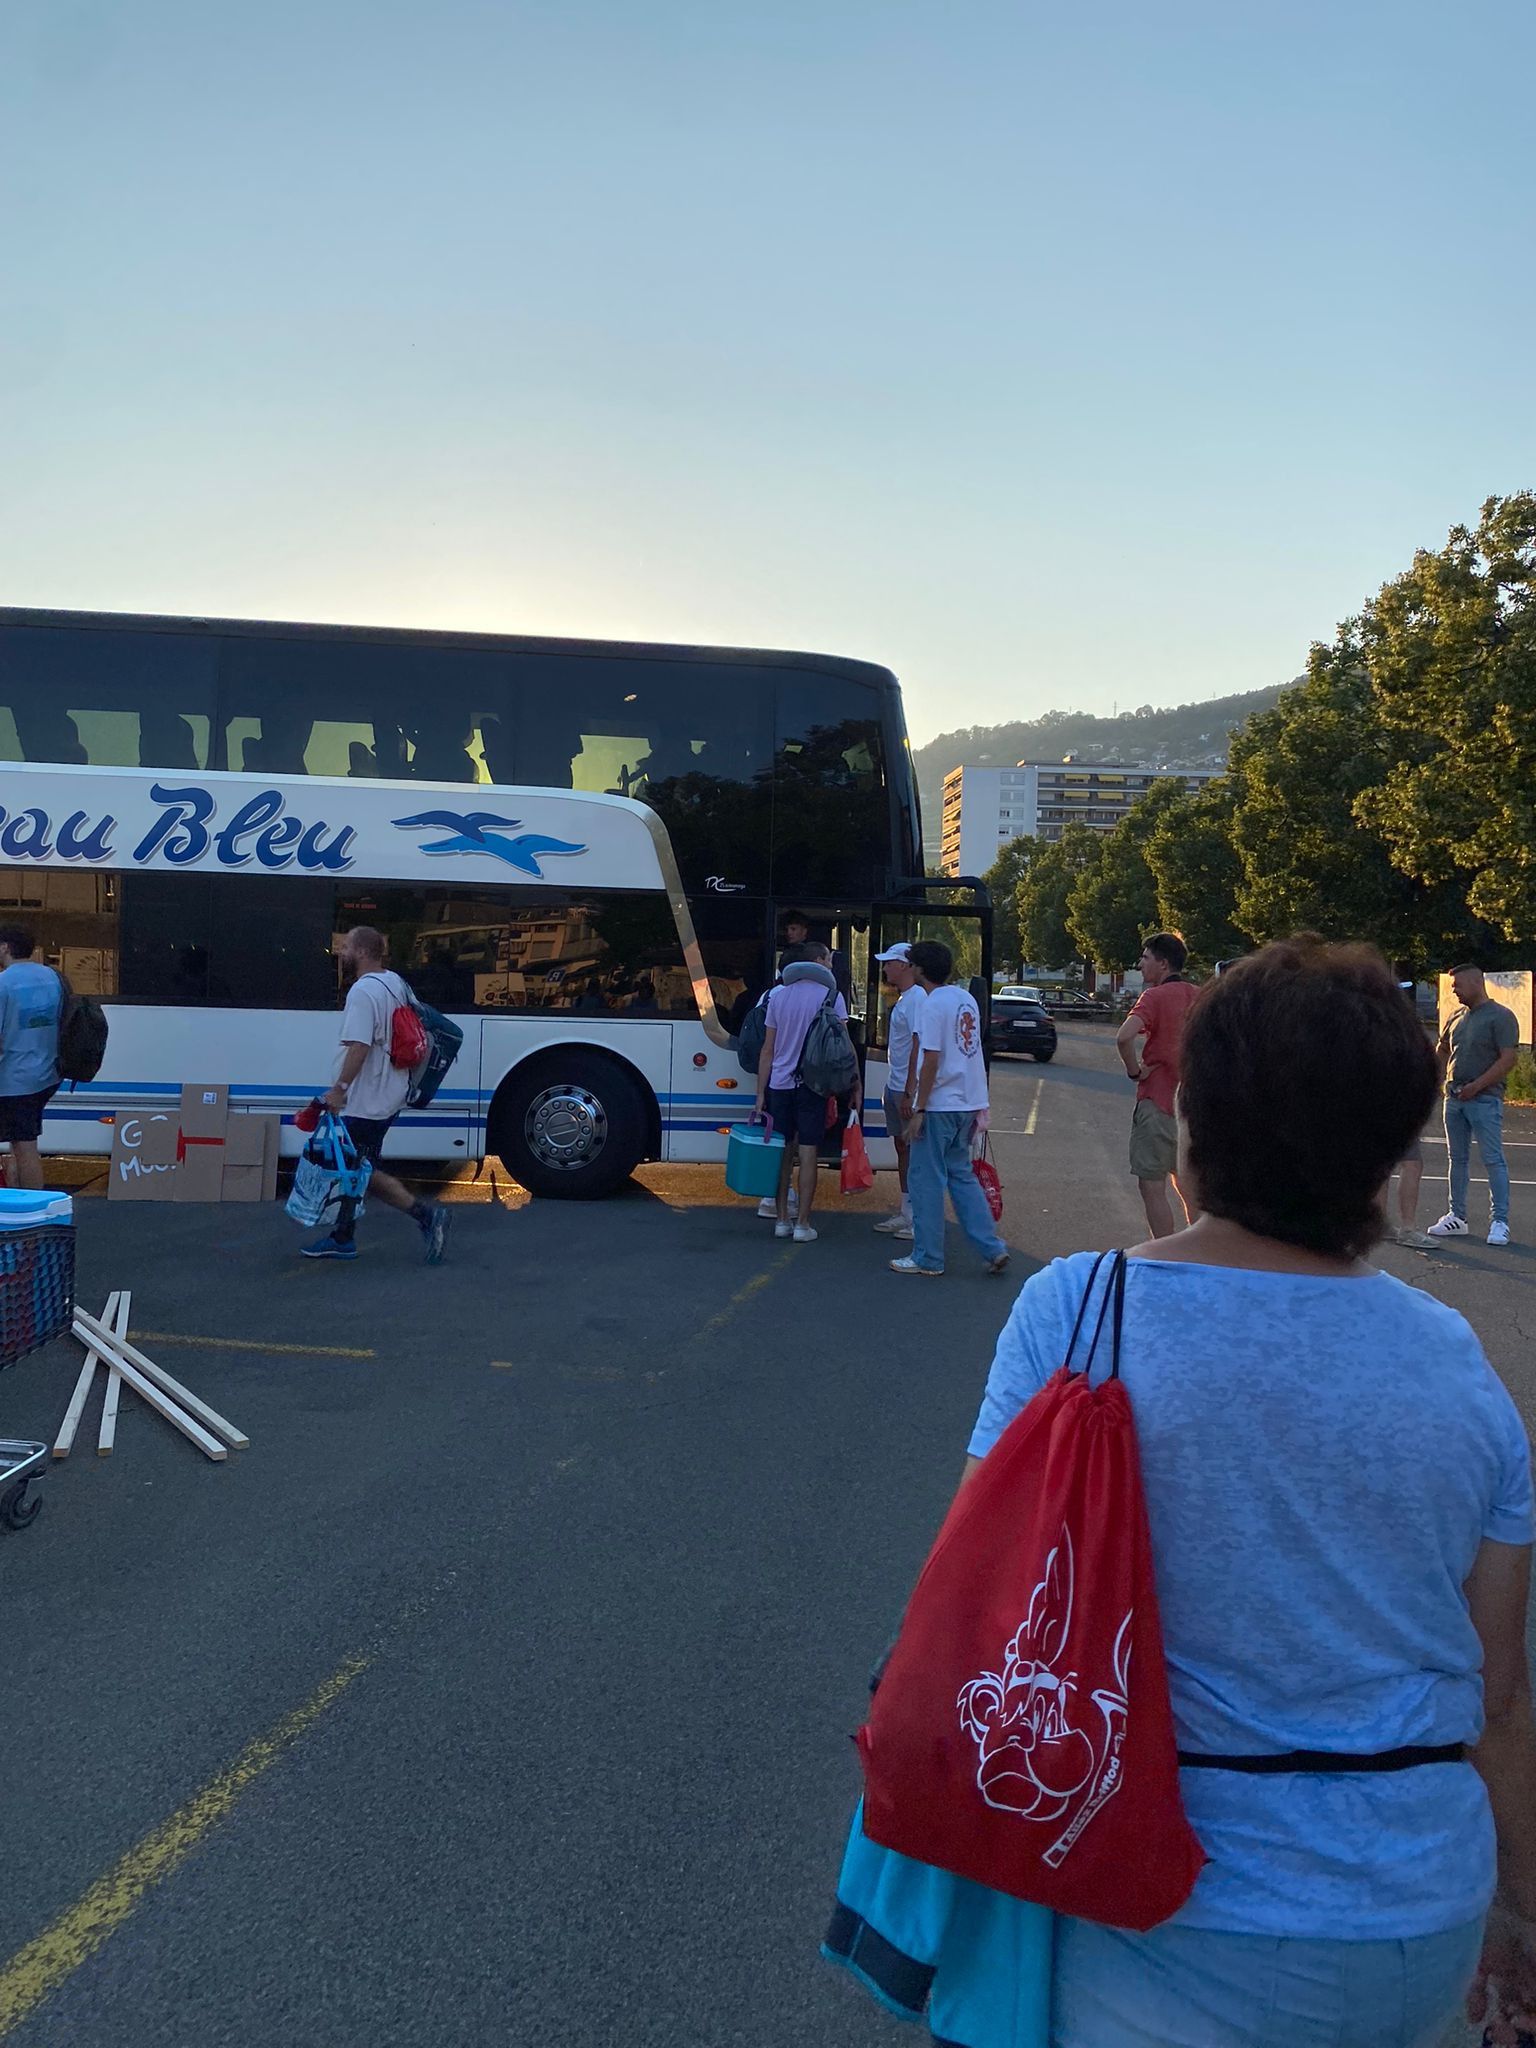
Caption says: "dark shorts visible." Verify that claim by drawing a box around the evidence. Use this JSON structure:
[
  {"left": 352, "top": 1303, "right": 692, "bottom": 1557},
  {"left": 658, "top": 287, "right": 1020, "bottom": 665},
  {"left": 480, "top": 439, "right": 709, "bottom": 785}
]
[
  {"left": 0, "top": 1086, "right": 57, "bottom": 1145},
  {"left": 341, "top": 1114, "right": 396, "bottom": 1167},
  {"left": 765, "top": 1085, "right": 831, "bottom": 1149},
  {"left": 1399, "top": 1137, "right": 1423, "bottom": 1166}
]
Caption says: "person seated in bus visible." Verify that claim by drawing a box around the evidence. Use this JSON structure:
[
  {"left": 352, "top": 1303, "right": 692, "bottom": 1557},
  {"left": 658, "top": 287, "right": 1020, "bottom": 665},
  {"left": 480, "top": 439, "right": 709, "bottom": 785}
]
[
  {"left": 14, "top": 704, "right": 87, "bottom": 765},
  {"left": 407, "top": 715, "right": 480, "bottom": 784},
  {"left": 138, "top": 709, "right": 201, "bottom": 770},
  {"left": 239, "top": 712, "right": 313, "bottom": 775}
]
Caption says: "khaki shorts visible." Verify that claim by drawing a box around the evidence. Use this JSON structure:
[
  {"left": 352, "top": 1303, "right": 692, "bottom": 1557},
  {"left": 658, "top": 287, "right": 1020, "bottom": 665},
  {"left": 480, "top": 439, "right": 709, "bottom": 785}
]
[{"left": 1130, "top": 1098, "right": 1179, "bottom": 1180}]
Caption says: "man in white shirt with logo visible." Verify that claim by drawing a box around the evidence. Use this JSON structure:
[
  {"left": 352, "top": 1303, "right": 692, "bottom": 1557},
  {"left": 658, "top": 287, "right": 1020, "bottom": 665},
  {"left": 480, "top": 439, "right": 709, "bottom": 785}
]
[
  {"left": 872, "top": 942, "right": 925, "bottom": 1241},
  {"left": 889, "top": 940, "right": 1009, "bottom": 1278},
  {"left": 302, "top": 926, "right": 449, "bottom": 1264}
]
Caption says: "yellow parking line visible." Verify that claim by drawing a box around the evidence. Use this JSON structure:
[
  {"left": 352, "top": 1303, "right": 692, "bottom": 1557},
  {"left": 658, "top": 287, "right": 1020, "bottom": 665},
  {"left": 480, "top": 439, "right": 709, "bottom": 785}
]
[
  {"left": 0, "top": 1653, "right": 369, "bottom": 2037},
  {"left": 1023, "top": 1080, "right": 1045, "bottom": 1137},
  {"left": 130, "top": 1332, "right": 375, "bottom": 1359},
  {"left": 689, "top": 1247, "right": 796, "bottom": 1346}
]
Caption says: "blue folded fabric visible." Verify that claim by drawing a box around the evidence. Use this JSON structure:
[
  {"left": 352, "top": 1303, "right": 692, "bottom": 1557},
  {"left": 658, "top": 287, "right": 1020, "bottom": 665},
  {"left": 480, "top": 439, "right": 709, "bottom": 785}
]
[{"left": 821, "top": 1801, "right": 1052, "bottom": 2048}]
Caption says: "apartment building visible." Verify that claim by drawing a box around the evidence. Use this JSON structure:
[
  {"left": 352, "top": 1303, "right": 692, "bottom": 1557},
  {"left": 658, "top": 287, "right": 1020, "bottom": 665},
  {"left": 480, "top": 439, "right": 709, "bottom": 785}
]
[{"left": 939, "top": 759, "right": 1223, "bottom": 876}]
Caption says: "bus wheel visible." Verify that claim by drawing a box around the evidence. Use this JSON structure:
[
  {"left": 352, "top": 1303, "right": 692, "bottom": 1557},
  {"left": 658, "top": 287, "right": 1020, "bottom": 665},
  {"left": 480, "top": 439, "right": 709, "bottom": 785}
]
[{"left": 494, "top": 1052, "right": 650, "bottom": 1200}]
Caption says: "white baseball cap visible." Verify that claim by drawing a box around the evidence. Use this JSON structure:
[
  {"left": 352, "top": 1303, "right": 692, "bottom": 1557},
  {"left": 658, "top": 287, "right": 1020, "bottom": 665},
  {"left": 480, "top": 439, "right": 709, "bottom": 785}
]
[{"left": 874, "top": 942, "right": 913, "bottom": 962}]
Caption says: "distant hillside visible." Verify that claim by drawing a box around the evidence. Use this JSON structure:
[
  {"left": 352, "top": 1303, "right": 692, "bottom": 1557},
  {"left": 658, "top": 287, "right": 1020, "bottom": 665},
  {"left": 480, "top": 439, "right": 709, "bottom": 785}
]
[{"left": 913, "top": 684, "right": 1290, "bottom": 850}]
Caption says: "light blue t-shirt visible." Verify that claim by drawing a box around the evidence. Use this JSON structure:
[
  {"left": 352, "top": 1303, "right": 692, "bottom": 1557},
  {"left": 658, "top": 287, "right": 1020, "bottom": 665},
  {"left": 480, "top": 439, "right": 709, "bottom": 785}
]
[
  {"left": 970, "top": 1252, "right": 1535, "bottom": 1939},
  {"left": 0, "top": 961, "right": 62, "bottom": 1096}
]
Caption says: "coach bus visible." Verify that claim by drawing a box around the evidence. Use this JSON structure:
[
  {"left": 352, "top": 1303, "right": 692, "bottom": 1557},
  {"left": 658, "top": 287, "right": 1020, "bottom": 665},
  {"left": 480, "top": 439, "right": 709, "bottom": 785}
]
[{"left": 0, "top": 608, "right": 987, "bottom": 1196}]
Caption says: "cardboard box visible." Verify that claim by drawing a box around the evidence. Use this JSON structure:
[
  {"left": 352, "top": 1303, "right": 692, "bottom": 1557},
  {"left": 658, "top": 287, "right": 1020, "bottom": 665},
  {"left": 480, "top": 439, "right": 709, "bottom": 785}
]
[
  {"left": 174, "top": 1083, "right": 229, "bottom": 1204},
  {"left": 222, "top": 1113, "right": 281, "bottom": 1204},
  {"left": 107, "top": 1087, "right": 280, "bottom": 1204},
  {"left": 108, "top": 1112, "right": 181, "bottom": 1201}
]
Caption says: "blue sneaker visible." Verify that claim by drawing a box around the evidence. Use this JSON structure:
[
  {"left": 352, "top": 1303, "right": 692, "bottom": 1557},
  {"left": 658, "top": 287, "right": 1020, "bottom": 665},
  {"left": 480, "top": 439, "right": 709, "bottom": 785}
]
[
  {"left": 422, "top": 1205, "right": 450, "bottom": 1266},
  {"left": 301, "top": 1234, "right": 358, "bottom": 1261}
]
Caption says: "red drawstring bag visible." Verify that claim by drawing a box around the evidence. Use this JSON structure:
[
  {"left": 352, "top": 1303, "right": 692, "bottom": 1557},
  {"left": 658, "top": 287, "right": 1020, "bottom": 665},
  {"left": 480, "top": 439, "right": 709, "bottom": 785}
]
[
  {"left": 973, "top": 1138, "right": 1004, "bottom": 1223},
  {"left": 857, "top": 1252, "right": 1205, "bottom": 1932},
  {"left": 840, "top": 1114, "right": 874, "bottom": 1194}
]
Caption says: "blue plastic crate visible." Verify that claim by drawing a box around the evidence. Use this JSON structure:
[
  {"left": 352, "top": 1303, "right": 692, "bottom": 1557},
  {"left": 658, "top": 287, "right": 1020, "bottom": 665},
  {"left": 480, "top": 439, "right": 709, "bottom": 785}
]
[{"left": 0, "top": 1218, "right": 75, "bottom": 1372}]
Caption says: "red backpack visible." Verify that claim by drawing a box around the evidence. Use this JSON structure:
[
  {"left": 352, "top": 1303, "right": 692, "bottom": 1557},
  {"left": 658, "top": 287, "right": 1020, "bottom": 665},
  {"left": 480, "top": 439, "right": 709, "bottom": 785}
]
[
  {"left": 369, "top": 976, "right": 430, "bottom": 1071},
  {"left": 856, "top": 1251, "right": 1205, "bottom": 1932}
]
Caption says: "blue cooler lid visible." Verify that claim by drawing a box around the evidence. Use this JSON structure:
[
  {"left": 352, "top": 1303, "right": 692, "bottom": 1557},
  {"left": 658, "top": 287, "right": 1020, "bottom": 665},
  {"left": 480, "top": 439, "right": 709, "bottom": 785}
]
[{"left": 0, "top": 1188, "right": 73, "bottom": 1226}]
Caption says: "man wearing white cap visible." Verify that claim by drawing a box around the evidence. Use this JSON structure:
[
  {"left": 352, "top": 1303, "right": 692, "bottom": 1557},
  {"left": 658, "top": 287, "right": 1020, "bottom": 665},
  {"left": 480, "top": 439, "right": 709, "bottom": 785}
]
[{"left": 872, "top": 942, "right": 924, "bottom": 1240}]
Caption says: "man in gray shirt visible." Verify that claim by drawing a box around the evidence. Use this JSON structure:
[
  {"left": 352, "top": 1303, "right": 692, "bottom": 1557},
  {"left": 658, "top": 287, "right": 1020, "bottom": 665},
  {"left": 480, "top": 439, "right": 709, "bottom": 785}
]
[{"left": 1428, "top": 964, "right": 1521, "bottom": 1246}]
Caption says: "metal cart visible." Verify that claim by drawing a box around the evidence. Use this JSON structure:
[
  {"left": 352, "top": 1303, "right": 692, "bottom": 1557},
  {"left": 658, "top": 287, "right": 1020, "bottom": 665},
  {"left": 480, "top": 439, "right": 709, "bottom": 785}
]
[{"left": 0, "top": 1439, "right": 46, "bottom": 1529}]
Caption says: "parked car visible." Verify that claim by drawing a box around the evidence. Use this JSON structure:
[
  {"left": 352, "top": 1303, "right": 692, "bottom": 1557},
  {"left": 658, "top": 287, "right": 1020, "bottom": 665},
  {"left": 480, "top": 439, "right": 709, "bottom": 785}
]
[
  {"left": 997, "top": 984, "right": 1045, "bottom": 1004},
  {"left": 987, "top": 992, "right": 1058, "bottom": 1061},
  {"left": 1043, "top": 989, "right": 1112, "bottom": 1019}
]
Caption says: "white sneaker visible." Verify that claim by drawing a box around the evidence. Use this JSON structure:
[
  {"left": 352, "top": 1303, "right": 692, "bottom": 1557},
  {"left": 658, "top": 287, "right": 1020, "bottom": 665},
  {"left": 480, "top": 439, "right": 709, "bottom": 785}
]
[
  {"left": 889, "top": 1256, "right": 942, "bottom": 1277},
  {"left": 792, "top": 1223, "right": 818, "bottom": 1243},
  {"left": 757, "top": 1191, "right": 798, "bottom": 1219},
  {"left": 774, "top": 1221, "right": 793, "bottom": 1239},
  {"left": 1488, "top": 1221, "right": 1511, "bottom": 1247},
  {"left": 872, "top": 1213, "right": 910, "bottom": 1235},
  {"left": 1427, "top": 1213, "right": 1469, "bottom": 1238}
]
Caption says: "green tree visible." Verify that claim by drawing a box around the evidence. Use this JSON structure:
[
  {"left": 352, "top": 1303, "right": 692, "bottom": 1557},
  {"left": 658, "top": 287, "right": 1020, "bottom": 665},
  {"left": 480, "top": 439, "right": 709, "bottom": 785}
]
[
  {"left": 1354, "top": 493, "right": 1536, "bottom": 945},
  {"left": 1016, "top": 824, "right": 1102, "bottom": 969},
  {"left": 1146, "top": 779, "right": 1246, "bottom": 964},
  {"left": 1227, "top": 639, "right": 1487, "bottom": 968},
  {"left": 1066, "top": 779, "right": 1188, "bottom": 972},
  {"left": 981, "top": 835, "right": 1041, "bottom": 978}
]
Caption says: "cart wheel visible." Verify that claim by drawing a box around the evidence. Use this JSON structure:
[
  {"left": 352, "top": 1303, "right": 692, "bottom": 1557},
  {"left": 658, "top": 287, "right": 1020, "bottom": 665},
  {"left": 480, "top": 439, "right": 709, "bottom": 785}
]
[{"left": 1, "top": 1480, "right": 40, "bottom": 1529}]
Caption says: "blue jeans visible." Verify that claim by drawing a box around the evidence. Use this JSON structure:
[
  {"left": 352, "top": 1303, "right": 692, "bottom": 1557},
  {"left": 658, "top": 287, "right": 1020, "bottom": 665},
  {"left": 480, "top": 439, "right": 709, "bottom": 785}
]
[
  {"left": 1052, "top": 1914, "right": 1483, "bottom": 2048},
  {"left": 908, "top": 1110, "right": 1007, "bottom": 1271},
  {"left": 1445, "top": 1092, "right": 1510, "bottom": 1225}
]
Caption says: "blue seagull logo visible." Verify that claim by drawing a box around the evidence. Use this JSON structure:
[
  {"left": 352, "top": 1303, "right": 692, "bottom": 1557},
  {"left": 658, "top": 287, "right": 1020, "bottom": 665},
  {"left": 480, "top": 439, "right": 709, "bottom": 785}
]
[{"left": 392, "top": 811, "right": 587, "bottom": 876}]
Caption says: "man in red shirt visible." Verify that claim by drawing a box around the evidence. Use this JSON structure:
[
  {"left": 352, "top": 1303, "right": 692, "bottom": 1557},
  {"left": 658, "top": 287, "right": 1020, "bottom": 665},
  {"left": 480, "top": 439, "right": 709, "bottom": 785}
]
[{"left": 1116, "top": 931, "right": 1202, "bottom": 1237}]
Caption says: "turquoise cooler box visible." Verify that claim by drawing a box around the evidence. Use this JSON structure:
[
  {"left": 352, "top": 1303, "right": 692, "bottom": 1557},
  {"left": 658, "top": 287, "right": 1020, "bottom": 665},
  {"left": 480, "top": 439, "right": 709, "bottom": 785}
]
[{"left": 725, "top": 1124, "right": 786, "bottom": 1198}]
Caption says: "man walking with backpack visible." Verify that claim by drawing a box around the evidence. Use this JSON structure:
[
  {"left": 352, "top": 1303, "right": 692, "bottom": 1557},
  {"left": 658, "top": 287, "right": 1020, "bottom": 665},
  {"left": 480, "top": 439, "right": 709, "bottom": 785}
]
[
  {"left": 302, "top": 926, "right": 449, "bottom": 1264},
  {"left": 753, "top": 944, "right": 859, "bottom": 1244},
  {"left": 0, "top": 926, "right": 62, "bottom": 1190},
  {"left": 889, "top": 941, "right": 1008, "bottom": 1278}
]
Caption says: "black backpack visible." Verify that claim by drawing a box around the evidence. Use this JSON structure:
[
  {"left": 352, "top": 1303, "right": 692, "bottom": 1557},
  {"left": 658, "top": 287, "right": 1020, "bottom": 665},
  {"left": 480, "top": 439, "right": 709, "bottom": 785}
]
[
  {"left": 403, "top": 995, "right": 463, "bottom": 1109},
  {"left": 56, "top": 977, "right": 109, "bottom": 1087},
  {"left": 736, "top": 990, "right": 771, "bottom": 1075}
]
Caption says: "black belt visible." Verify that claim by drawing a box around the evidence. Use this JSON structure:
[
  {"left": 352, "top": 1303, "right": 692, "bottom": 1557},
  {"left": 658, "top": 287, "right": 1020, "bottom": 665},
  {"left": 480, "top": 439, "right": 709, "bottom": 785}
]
[{"left": 1177, "top": 1743, "right": 1465, "bottom": 1774}]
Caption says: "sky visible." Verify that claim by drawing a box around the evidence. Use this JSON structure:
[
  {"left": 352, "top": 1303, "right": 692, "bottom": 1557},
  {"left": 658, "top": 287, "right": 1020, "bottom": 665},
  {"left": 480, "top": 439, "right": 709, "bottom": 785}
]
[{"left": 5, "top": 0, "right": 1535, "bottom": 746}]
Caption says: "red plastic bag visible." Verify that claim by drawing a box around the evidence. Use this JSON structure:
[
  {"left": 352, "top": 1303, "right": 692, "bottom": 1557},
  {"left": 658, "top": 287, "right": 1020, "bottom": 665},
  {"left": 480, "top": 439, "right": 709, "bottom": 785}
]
[
  {"left": 973, "top": 1140, "right": 1004, "bottom": 1224},
  {"left": 857, "top": 1253, "right": 1204, "bottom": 1932},
  {"left": 840, "top": 1113, "right": 874, "bottom": 1195}
]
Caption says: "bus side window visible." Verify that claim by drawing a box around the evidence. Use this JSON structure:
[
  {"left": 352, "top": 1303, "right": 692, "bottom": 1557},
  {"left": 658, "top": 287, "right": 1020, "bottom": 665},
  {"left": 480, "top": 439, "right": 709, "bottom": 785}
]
[{"left": 0, "top": 625, "right": 216, "bottom": 770}]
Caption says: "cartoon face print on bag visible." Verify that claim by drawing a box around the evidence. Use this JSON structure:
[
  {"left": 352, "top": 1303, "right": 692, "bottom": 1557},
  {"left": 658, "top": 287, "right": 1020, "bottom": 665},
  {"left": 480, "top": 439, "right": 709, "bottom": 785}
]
[{"left": 957, "top": 1527, "right": 1129, "bottom": 1827}]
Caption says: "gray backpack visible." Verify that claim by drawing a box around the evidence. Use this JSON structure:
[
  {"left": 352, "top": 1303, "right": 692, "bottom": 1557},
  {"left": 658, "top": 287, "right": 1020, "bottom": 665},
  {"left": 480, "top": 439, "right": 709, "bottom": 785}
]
[{"left": 798, "top": 993, "right": 859, "bottom": 1097}]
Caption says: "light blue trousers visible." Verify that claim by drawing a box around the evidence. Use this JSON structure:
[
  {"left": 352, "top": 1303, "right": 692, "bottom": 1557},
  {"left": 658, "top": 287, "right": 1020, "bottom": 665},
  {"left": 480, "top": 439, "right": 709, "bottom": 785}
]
[
  {"left": 908, "top": 1109, "right": 1007, "bottom": 1272},
  {"left": 1051, "top": 1913, "right": 1484, "bottom": 2048},
  {"left": 1445, "top": 1092, "right": 1510, "bottom": 1225}
]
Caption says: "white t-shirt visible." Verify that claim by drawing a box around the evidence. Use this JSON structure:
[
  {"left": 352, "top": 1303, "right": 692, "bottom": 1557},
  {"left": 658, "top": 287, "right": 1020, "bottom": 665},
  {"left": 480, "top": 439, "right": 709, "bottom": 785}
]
[
  {"left": 886, "top": 984, "right": 927, "bottom": 1096},
  {"left": 336, "top": 970, "right": 411, "bottom": 1121},
  {"left": 916, "top": 982, "right": 988, "bottom": 1112}
]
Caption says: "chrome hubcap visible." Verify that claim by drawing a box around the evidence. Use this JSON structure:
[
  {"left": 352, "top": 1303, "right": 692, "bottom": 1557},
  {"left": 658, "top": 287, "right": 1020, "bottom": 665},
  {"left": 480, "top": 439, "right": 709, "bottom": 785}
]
[{"left": 525, "top": 1085, "right": 608, "bottom": 1171}]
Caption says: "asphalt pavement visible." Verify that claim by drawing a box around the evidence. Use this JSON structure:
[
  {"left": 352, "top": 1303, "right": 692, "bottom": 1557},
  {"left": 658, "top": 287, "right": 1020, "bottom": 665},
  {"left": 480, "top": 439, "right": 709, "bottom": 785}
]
[{"left": 2, "top": 1022, "right": 1531, "bottom": 2047}]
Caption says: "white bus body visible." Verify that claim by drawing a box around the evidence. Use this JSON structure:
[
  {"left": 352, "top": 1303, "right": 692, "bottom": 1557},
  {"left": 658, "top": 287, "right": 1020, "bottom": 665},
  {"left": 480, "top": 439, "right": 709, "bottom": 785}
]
[{"left": 0, "top": 761, "right": 893, "bottom": 1192}]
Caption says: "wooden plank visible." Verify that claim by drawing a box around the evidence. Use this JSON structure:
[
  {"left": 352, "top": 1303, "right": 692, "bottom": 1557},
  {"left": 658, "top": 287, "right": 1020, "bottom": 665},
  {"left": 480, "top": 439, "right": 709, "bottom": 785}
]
[
  {"left": 96, "top": 1291, "right": 131, "bottom": 1458},
  {"left": 68, "top": 1319, "right": 227, "bottom": 1462},
  {"left": 53, "top": 1291, "right": 120, "bottom": 1460},
  {"left": 73, "top": 1309, "right": 248, "bottom": 1451}
]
